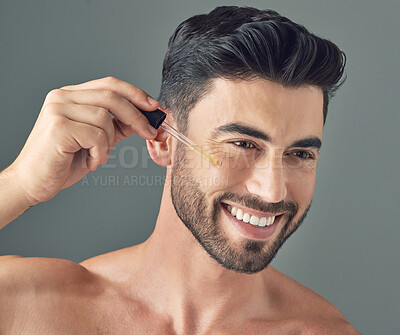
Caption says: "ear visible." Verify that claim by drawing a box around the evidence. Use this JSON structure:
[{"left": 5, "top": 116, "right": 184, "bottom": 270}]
[{"left": 146, "top": 128, "right": 172, "bottom": 166}]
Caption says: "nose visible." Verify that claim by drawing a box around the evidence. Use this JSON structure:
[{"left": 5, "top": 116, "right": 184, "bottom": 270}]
[{"left": 246, "top": 153, "right": 288, "bottom": 203}]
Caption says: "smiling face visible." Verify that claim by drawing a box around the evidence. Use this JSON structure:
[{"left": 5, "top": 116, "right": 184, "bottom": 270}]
[{"left": 170, "top": 78, "right": 324, "bottom": 274}]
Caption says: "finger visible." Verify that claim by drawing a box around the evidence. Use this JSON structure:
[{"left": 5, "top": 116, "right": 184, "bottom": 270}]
[
  {"left": 112, "top": 118, "right": 168, "bottom": 144},
  {"left": 60, "top": 76, "right": 159, "bottom": 111},
  {"left": 113, "top": 117, "right": 135, "bottom": 144},
  {"left": 46, "top": 88, "right": 157, "bottom": 140},
  {"left": 63, "top": 120, "right": 110, "bottom": 171},
  {"left": 45, "top": 103, "right": 115, "bottom": 154}
]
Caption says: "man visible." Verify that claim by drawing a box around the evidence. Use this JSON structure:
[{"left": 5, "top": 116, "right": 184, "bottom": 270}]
[{"left": 0, "top": 6, "right": 359, "bottom": 334}]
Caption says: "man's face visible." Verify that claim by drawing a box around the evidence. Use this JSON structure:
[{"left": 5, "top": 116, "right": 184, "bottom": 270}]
[{"left": 170, "top": 78, "right": 323, "bottom": 274}]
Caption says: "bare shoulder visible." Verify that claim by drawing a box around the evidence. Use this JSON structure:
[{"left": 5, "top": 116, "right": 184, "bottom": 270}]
[
  {"left": 0, "top": 254, "right": 98, "bottom": 332},
  {"left": 262, "top": 266, "right": 360, "bottom": 334},
  {"left": 0, "top": 254, "right": 95, "bottom": 301},
  {"left": 0, "top": 254, "right": 92, "bottom": 287}
]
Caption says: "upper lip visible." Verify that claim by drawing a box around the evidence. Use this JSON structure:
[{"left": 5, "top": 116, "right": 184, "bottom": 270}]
[{"left": 221, "top": 201, "right": 285, "bottom": 218}]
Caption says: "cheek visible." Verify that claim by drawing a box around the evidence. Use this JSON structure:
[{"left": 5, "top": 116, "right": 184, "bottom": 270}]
[
  {"left": 195, "top": 163, "right": 239, "bottom": 192},
  {"left": 213, "top": 149, "right": 259, "bottom": 189},
  {"left": 185, "top": 144, "right": 252, "bottom": 188},
  {"left": 191, "top": 153, "right": 253, "bottom": 192},
  {"left": 286, "top": 169, "right": 316, "bottom": 208}
]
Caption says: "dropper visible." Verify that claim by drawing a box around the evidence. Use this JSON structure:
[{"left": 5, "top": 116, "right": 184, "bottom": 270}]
[{"left": 139, "top": 109, "right": 222, "bottom": 167}]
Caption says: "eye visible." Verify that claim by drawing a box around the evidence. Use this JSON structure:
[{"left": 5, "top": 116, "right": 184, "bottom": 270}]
[
  {"left": 289, "top": 150, "right": 315, "bottom": 160},
  {"left": 230, "top": 140, "right": 257, "bottom": 149}
]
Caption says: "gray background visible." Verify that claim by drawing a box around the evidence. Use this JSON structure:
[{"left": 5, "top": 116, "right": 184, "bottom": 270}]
[{"left": 0, "top": 0, "right": 399, "bottom": 333}]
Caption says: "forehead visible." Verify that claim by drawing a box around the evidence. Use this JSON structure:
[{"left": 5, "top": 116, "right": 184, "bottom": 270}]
[{"left": 188, "top": 78, "right": 324, "bottom": 144}]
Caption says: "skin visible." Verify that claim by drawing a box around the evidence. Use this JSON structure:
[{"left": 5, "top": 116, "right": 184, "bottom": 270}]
[{"left": 0, "top": 77, "right": 360, "bottom": 334}]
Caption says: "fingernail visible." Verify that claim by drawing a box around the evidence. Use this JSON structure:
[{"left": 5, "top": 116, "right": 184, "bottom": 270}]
[
  {"left": 147, "top": 96, "right": 158, "bottom": 106},
  {"left": 148, "top": 124, "right": 157, "bottom": 135}
]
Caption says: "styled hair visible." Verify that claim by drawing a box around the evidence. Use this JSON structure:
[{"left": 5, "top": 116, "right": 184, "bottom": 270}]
[{"left": 158, "top": 6, "right": 347, "bottom": 132}]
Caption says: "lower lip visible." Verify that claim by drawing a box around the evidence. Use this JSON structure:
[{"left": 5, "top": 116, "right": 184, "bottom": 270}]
[{"left": 220, "top": 203, "right": 282, "bottom": 240}]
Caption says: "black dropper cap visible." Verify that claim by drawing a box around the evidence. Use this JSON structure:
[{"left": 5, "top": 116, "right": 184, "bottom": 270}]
[{"left": 139, "top": 109, "right": 167, "bottom": 129}]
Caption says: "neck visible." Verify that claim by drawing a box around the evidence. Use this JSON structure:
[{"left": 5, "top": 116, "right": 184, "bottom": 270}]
[{"left": 132, "top": 172, "right": 272, "bottom": 333}]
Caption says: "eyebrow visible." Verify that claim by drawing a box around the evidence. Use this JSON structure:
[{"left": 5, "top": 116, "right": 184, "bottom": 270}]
[{"left": 210, "top": 123, "right": 322, "bottom": 150}]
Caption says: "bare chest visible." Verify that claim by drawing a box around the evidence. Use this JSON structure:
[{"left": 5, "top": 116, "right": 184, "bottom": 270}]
[
  {"left": 11, "top": 302, "right": 308, "bottom": 335},
  {"left": 12, "top": 302, "right": 174, "bottom": 335}
]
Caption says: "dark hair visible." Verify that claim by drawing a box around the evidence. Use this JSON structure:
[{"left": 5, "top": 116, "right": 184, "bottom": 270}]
[{"left": 158, "top": 6, "right": 346, "bottom": 132}]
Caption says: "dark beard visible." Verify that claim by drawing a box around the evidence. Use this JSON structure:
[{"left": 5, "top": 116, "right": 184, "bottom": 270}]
[{"left": 170, "top": 141, "right": 312, "bottom": 274}]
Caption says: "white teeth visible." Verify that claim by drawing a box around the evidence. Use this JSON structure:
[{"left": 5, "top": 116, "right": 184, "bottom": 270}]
[
  {"left": 249, "top": 215, "right": 259, "bottom": 226},
  {"left": 224, "top": 204, "right": 277, "bottom": 228},
  {"left": 267, "top": 216, "right": 275, "bottom": 226},
  {"left": 236, "top": 209, "right": 243, "bottom": 220},
  {"left": 259, "top": 217, "right": 267, "bottom": 227}
]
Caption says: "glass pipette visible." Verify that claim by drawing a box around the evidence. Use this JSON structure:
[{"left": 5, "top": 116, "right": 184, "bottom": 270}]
[
  {"left": 139, "top": 108, "right": 222, "bottom": 167},
  {"left": 159, "top": 122, "right": 222, "bottom": 166}
]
